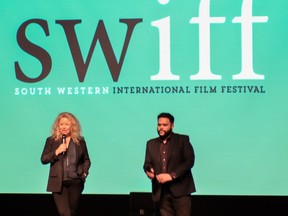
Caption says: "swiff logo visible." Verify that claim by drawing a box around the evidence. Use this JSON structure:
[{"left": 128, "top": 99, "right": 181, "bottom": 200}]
[{"left": 14, "top": 0, "right": 268, "bottom": 83}]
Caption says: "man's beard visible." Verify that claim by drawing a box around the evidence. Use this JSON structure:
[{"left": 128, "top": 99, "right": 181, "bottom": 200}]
[{"left": 158, "top": 129, "right": 173, "bottom": 141}]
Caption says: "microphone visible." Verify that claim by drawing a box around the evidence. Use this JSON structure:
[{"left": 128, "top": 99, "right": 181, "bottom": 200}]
[{"left": 62, "top": 134, "right": 66, "bottom": 155}]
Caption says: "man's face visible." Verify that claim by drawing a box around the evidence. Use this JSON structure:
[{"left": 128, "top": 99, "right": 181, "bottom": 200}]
[{"left": 157, "top": 117, "right": 174, "bottom": 138}]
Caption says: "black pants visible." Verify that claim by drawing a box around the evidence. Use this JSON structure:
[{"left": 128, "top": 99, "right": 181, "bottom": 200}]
[
  {"left": 53, "top": 179, "right": 84, "bottom": 216},
  {"left": 159, "top": 192, "right": 191, "bottom": 216}
]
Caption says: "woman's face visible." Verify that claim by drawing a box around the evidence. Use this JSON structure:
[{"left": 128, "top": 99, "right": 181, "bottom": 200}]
[{"left": 58, "top": 117, "right": 72, "bottom": 136}]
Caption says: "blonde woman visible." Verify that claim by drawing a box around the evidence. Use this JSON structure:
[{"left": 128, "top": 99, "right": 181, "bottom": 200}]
[{"left": 41, "top": 112, "right": 91, "bottom": 216}]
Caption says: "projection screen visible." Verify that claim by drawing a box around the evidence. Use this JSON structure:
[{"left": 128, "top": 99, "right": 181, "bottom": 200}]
[{"left": 0, "top": 0, "right": 287, "bottom": 195}]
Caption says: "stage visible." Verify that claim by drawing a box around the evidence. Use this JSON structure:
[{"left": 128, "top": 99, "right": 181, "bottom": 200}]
[{"left": 0, "top": 194, "right": 287, "bottom": 215}]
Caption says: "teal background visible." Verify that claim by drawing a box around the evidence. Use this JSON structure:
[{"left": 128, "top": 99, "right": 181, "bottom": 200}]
[{"left": 0, "top": 0, "right": 287, "bottom": 195}]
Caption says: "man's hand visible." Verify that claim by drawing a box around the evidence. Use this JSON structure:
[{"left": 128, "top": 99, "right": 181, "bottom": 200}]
[
  {"left": 156, "top": 173, "right": 172, "bottom": 184},
  {"left": 146, "top": 168, "right": 155, "bottom": 180}
]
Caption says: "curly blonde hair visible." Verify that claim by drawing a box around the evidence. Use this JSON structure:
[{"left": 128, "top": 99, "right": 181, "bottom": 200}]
[{"left": 51, "top": 112, "right": 82, "bottom": 144}]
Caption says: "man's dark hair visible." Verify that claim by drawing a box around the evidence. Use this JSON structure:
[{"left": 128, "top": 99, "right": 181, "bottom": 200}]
[{"left": 157, "top": 112, "right": 174, "bottom": 123}]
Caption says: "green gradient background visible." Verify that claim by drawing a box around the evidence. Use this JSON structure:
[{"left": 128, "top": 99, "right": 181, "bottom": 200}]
[{"left": 0, "top": 0, "right": 287, "bottom": 195}]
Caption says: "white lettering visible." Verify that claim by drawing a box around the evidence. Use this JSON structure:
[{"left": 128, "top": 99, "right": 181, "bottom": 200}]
[
  {"left": 151, "top": 17, "right": 180, "bottom": 80},
  {"left": 232, "top": 0, "right": 268, "bottom": 80},
  {"left": 190, "top": 0, "right": 225, "bottom": 80}
]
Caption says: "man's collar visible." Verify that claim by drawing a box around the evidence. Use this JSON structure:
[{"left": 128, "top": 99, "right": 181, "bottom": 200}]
[{"left": 158, "top": 131, "right": 174, "bottom": 143}]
